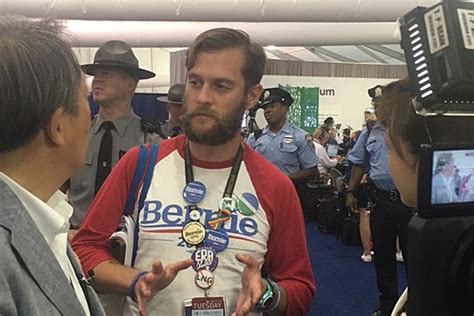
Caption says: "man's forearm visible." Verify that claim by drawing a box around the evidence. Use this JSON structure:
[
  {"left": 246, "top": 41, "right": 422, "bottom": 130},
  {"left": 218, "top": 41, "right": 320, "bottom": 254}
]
[
  {"left": 288, "top": 167, "right": 318, "bottom": 182},
  {"left": 90, "top": 259, "right": 141, "bottom": 294},
  {"left": 348, "top": 165, "right": 365, "bottom": 192}
]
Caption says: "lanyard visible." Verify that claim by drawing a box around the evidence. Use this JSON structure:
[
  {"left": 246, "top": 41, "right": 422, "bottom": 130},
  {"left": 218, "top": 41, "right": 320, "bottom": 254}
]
[
  {"left": 184, "top": 140, "right": 244, "bottom": 207},
  {"left": 182, "top": 140, "right": 245, "bottom": 297}
]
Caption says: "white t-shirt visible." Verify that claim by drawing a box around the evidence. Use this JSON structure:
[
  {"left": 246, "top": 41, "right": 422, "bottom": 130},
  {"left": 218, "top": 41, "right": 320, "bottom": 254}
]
[{"left": 313, "top": 140, "right": 338, "bottom": 175}]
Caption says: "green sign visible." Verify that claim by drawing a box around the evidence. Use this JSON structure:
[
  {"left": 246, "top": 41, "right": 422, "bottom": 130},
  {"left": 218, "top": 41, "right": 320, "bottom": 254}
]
[{"left": 279, "top": 85, "right": 319, "bottom": 133}]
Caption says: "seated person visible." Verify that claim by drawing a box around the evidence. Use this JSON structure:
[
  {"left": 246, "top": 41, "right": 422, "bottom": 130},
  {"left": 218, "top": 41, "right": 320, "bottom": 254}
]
[{"left": 312, "top": 126, "right": 342, "bottom": 179}]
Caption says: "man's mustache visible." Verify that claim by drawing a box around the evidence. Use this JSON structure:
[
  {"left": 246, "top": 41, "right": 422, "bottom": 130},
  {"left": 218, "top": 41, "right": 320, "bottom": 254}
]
[{"left": 181, "top": 105, "right": 221, "bottom": 121}]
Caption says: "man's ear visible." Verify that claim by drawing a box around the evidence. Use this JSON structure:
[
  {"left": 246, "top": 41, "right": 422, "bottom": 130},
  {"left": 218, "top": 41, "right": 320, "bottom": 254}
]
[
  {"left": 45, "top": 106, "right": 68, "bottom": 147},
  {"left": 244, "top": 84, "right": 263, "bottom": 110},
  {"left": 127, "top": 78, "right": 138, "bottom": 93}
]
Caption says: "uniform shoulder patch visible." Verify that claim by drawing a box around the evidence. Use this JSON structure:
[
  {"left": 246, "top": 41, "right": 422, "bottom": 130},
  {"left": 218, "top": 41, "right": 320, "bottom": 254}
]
[{"left": 305, "top": 134, "right": 314, "bottom": 148}]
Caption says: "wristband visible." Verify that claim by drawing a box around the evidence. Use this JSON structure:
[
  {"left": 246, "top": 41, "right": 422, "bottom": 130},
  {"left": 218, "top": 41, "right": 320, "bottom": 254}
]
[
  {"left": 254, "top": 278, "right": 281, "bottom": 313},
  {"left": 128, "top": 271, "right": 148, "bottom": 302}
]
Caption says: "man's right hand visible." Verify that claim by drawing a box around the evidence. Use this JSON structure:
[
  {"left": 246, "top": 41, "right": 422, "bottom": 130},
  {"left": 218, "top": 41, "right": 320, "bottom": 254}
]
[
  {"left": 135, "top": 258, "right": 193, "bottom": 316},
  {"left": 346, "top": 192, "right": 358, "bottom": 213}
]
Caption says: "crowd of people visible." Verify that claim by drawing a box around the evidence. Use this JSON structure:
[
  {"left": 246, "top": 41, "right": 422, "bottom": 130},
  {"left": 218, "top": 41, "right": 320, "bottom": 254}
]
[{"left": 2, "top": 12, "right": 472, "bottom": 316}]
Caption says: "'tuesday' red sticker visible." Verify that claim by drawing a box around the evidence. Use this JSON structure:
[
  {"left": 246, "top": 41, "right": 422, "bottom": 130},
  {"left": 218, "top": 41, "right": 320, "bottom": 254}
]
[{"left": 191, "top": 296, "right": 225, "bottom": 316}]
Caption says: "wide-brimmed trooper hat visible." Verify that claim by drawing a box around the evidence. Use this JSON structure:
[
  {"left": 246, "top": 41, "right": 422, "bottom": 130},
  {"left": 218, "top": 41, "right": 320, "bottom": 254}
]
[
  {"left": 157, "top": 83, "right": 185, "bottom": 104},
  {"left": 81, "top": 40, "right": 155, "bottom": 80}
]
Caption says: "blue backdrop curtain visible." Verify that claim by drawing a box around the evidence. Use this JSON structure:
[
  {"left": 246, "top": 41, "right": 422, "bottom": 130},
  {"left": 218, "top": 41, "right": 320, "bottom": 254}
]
[{"left": 89, "top": 93, "right": 169, "bottom": 122}]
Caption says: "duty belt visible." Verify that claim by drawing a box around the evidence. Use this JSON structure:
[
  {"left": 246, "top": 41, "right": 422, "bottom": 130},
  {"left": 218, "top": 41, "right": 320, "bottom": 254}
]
[{"left": 376, "top": 189, "right": 400, "bottom": 202}]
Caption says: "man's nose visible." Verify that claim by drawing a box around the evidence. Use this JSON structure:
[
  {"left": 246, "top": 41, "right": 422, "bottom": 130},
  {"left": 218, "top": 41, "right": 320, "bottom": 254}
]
[{"left": 197, "top": 83, "right": 214, "bottom": 105}]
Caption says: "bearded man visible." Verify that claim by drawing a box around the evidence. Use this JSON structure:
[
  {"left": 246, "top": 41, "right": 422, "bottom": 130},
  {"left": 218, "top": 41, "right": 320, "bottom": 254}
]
[{"left": 73, "top": 28, "right": 315, "bottom": 316}]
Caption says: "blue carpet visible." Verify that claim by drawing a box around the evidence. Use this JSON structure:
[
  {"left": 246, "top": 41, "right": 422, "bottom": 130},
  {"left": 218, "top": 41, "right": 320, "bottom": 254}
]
[{"left": 305, "top": 222, "right": 407, "bottom": 316}]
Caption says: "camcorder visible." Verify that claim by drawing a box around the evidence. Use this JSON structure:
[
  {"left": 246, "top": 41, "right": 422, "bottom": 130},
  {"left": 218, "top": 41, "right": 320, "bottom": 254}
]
[{"left": 399, "top": 0, "right": 474, "bottom": 314}]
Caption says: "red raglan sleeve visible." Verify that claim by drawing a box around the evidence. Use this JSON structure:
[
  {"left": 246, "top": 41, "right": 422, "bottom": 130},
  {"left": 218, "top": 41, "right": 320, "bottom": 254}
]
[
  {"left": 71, "top": 146, "right": 141, "bottom": 274},
  {"left": 264, "top": 180, "right": 315, "bottom": 315},
  {"left": 246, "top": 147, "right": 316, "bottom": 315}
]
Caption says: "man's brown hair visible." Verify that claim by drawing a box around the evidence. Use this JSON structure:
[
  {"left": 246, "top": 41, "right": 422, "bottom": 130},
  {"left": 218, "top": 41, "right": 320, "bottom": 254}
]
[{"left": 186, "top": 28, "right": 266, "bottom": 91}]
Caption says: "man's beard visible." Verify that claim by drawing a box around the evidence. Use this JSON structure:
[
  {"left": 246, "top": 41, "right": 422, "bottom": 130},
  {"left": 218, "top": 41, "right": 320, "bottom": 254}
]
[{"left": 181, "top": 98, "right": 246, "bottom": 146}]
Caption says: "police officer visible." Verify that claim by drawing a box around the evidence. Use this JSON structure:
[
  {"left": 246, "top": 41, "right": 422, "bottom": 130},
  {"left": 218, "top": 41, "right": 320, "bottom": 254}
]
[
  {"left": 157, "top": 83, "right": 185, "bottom": 138},
  {"left": 68, "top": 40, "right": 162, "bottom": 230},
  {"left": 346, "top": 85, "right": 413, "bottom": 316},
  {"left": 247, "top": 88, "right": 318, "bottom": 218}
]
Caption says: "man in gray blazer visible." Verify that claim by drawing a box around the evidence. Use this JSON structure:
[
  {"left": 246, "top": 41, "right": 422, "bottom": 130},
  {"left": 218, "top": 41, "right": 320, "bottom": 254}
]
[
  {"left": 0, "top": 16, "right": 104, "bottom": 316},
  {"left": 431, "top": 153, "right": 457, "bottom": 205}
]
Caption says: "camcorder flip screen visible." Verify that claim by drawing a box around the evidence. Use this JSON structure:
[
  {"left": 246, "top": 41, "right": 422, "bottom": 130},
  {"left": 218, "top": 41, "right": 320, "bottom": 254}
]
[{"left": 418, "top": 144, "right": 474, "bottom": 218}]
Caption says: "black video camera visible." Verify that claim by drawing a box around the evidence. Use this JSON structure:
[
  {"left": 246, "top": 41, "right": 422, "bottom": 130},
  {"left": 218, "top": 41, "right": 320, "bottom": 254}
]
[
  {"left": 399, "top": 1, "right": 474, "bottom": 314},
  {"left": 399, "top": 0, "right": 474, "bottom": 218}
]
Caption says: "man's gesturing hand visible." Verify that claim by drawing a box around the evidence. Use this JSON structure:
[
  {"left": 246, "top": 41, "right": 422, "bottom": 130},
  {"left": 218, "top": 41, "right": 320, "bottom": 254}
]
[
  {"left": 135, "top": 258, "right": 192, "bottom": 316},
  {"left": 232, "top": 254, "right": 265, "bottom": 316}
]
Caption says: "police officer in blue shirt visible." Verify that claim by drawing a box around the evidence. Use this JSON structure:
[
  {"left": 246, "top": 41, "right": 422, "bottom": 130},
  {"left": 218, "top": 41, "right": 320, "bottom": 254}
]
[
  {"left": 346, "top": 85, "right": 413, "bottom": 316},
  {"left": 247, "top": 87, "right": 319, "bottom": 182},
  {"left": 247, "top": 88, "right": 319, "bottom": 219}
]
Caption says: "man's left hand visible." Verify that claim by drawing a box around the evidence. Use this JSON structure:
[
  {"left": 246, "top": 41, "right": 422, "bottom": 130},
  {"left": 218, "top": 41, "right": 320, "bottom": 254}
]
[{"left": 232, "top": 254, "right": 265, "bottom": 316}]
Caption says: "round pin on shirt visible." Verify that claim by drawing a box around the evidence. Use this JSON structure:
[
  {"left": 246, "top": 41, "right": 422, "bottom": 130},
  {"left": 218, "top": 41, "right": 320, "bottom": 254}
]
[
  {"left": 182, "top": 221, "right": 206, "bottom": 246},
  {"left": 189, "top": 209, "right": 201, "bottom": 221},
  {"left": 218, "top": 197, "right": 237, "bottom": 213},
  {"left": 204, "top": 229, "right": 229, "bottom": 253},
  {"left": 236, "top": 192, "right": 259, "bottom": 216},
  {"left": 191, "top": 247, "right": 219, "bottom": 272},
  {"left": 183, "top": 181, "right": 206, "bottom": 204},
  {"left": 195, "top": 269, "right": 215, "bottom": 290}
]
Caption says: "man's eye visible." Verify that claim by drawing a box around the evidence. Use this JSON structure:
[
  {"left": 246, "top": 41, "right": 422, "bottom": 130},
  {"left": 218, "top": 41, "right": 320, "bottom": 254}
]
[
  {"left": 216, "top": 84, "right": 229, "bottom": 91},
  {"left": 189, "top": 80, "right": 200, "bottom": 87}
]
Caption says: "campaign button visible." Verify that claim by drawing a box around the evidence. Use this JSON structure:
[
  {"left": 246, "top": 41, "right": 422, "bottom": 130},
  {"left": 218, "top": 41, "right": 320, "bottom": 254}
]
[
  {"left": 204, "top": 229, "right": 229, "bottom": 253},
  {"left": 191, "top": 247, "right": 218, "bottom": 272},
  {"left": 194, "top": 269, "right": 215, "bottom": 290},
  {"left": 182, "top": 221, "right": 206, "bottom": 246},
  {"left": 183, "top": 181, "right": 206, "bottom": 204},
  {"left": 218, "top": 197, "right": 236, "bottom": 213},
  {"left": 236, "top": 192, "right": 259, "bottom": 216},
  {"left": 189, "top": 209, "right": 201, "bottom": 221}
]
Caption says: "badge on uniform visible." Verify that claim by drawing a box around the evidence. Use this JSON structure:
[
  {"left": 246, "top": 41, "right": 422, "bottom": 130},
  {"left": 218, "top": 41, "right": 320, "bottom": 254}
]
[
  {"left": 183, "top": 296, "right": 226, "bottom": 316},
  {"left": 305, "top": 134, "right": 315, "bottom": 148},
  {"left": 283, "top": 135, "right": 294, "bottom": 144}
]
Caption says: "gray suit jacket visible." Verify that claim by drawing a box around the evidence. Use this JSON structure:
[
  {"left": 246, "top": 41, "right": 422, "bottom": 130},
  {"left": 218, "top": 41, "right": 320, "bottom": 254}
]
[
  {"left": 431, "top": 173, "right": 457, "bottom": 204},
  {"left": 0, "top": 180, "right": 105, "bottom": 316}
]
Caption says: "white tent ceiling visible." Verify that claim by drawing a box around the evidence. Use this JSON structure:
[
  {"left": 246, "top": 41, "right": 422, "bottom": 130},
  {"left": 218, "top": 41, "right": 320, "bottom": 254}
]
[{"left": 1, "top": 0, "right": 440, "bottom": 65}]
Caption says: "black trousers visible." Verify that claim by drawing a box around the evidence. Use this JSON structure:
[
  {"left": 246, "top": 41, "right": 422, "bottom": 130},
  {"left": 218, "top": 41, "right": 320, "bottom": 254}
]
[
  {"left": 293, "top": 181, "right": 315, "bottom": 220},
  {"left": 370, "top": 191, "right": 413, "bottom": 315}
]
